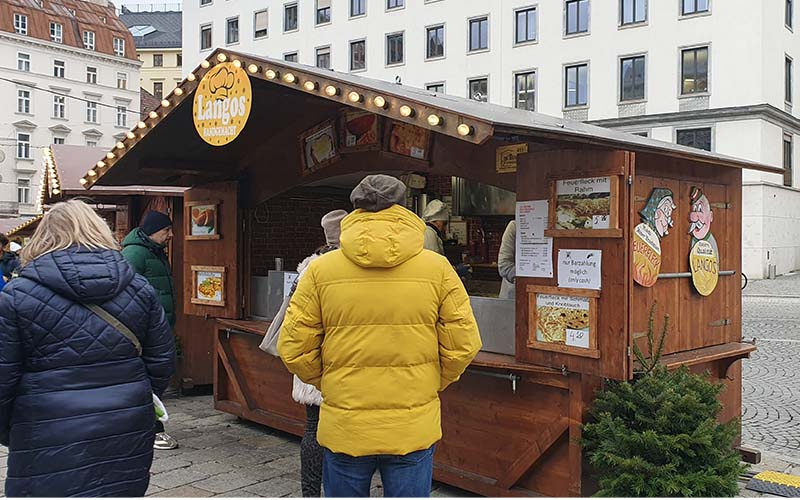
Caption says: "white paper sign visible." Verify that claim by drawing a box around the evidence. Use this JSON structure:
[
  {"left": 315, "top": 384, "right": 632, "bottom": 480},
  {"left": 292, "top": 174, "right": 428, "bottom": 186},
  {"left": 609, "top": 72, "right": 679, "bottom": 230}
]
[
  {"left": 283, "top": 272, "right": 299, "bottom": 297},
  {"left": 516, "top": 200, "right": 553, "bottom": 278},
  {"left": 566, "top": 328, "right": 590, "bottom": 349},
  {"left": 556, "top": 176, "right": 611, "bottom": 196},
  {"left": 557, "top": 249, "right": 602, "bottom": 290}
]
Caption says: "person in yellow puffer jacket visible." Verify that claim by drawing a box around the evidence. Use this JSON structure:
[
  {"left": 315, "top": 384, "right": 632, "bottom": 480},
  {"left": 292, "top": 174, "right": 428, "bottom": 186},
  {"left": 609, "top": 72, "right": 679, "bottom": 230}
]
[{"left": 278, "top": 174, "right": 481, "bottom": 498}]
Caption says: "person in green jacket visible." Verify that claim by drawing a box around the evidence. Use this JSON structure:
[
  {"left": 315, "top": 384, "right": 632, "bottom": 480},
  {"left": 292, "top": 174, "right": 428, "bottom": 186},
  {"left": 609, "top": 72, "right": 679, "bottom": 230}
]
[{"left": 121, "top": 210, "right": 179, "bottom": 451}]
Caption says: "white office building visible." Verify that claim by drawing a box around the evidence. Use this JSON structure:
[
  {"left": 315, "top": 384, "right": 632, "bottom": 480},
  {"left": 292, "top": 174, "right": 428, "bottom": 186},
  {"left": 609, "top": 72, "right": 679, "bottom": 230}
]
[
  {"left": 0, "top": 0, "right": 140, "bottom": 217},
  {"left": 183, "top": 0, "right": 800, "bottom": 279}
]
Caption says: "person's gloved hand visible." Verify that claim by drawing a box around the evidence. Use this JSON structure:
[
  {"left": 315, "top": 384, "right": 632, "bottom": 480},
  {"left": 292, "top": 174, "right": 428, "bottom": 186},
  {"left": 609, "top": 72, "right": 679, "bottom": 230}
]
[{"left": 455, "top": 263, "right": 472, "bottom": 278}]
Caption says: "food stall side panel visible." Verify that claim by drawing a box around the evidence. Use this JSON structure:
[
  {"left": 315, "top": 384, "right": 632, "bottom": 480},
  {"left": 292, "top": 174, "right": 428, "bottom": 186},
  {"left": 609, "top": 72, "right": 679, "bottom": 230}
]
[{"left": 515, "top": 148, "right": 632, "bottom": 382}]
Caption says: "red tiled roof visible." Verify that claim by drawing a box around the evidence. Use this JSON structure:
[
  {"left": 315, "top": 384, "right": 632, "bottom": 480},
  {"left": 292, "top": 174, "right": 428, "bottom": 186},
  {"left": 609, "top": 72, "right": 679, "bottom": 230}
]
[{"left": 140, "top": 87, "right": 160, "bottom": 119}]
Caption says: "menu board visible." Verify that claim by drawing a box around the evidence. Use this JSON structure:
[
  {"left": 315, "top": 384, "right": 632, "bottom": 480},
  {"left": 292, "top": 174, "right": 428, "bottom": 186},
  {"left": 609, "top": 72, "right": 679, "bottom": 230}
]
[
  {"left": 516, "top": 200, "right": 553, "bottom": 278},
  {"left": 555, "top": 177, "right": 612, "bottom": 230}
]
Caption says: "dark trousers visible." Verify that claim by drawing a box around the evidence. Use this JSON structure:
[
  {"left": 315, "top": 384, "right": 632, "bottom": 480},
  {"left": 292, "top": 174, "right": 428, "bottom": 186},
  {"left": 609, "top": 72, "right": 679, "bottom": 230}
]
[
  {"left": 322, "top": 445, "right": 435, "bottom": 498},
  {"left": 155, "top": 420, "right": 165, "bottom": 433},
  {"left": 301, "top": 405, "right": 323, "bottom": 497}
]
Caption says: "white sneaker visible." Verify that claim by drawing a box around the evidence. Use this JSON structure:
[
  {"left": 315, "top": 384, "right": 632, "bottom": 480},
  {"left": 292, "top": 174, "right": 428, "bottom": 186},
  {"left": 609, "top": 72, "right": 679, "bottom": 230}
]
[{"left": 154, "top": 432, "right": 178, "bottom": 450}]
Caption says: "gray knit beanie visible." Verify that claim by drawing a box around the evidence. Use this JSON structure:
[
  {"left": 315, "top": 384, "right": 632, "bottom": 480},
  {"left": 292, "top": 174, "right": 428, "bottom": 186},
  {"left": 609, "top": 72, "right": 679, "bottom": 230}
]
[
  {"left": 320, "top": 209, "right": 348, "bottom": 246},
  {"left": 350, "top": 174, "right": 407, "bottom": 212}
]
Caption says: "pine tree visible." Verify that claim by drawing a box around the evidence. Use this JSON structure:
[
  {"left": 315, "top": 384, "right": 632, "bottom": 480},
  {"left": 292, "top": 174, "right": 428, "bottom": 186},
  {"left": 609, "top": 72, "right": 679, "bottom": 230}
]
[{"left": 581, "top": 304, "right": 746, "bottom": 497}]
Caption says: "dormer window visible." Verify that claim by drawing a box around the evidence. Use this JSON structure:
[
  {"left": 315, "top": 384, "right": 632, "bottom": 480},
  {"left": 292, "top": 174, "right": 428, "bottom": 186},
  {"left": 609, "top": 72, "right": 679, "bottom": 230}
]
[
  {"left": 83, "top": 31, "right": 95, "bottom": 50},
  {"left": 13, "top": 14, "right": 27, "bottom": 35}
]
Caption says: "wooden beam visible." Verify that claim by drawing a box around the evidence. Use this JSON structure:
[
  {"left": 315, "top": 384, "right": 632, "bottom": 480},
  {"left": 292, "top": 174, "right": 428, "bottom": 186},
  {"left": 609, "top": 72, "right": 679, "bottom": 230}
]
[
  {"left": 494, "top": 418, "right": 569, "bottom": 489},
  {"left": 433, "top": 464, "right": 541, "bottom": 498},
  {"left": 217, "top": 333, "right": 257, "bottom": 411}
]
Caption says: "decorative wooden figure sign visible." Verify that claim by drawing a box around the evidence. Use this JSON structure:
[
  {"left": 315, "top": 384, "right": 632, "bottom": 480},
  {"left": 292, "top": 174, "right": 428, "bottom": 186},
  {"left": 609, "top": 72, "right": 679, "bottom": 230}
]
[
  {"left": 340, "top": 111, "right": 380, "bottom": 152},
  {"left": 300, "top": 120, "right": 339, "bottom": 175},
  {"left": 191, "top": 265, "right": 226, "bottom": 306},
  {"left": 185, "top": 200, "right": 220, "bottom": 240},
  {"left": 527, "top": 285, "right": 600, "bottom": 359},
  {"left": 688, "top": 186, "right": 719, "bottom": 296},
  {"left": 633, "top": 188, "right": 676, "bottom": 287}
]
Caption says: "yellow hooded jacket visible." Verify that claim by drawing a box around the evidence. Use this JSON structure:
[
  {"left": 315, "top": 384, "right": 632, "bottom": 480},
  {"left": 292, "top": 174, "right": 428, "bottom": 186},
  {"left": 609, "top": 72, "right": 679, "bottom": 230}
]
[{"left": 278, "top": 204, "right": 481, "bottom": 457}]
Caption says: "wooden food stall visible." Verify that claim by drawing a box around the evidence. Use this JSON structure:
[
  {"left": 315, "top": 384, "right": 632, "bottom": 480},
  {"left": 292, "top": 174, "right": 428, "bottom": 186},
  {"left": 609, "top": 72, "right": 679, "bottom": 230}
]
[{"left": 81, "top": 48, "right": 774, "bottom": 496}]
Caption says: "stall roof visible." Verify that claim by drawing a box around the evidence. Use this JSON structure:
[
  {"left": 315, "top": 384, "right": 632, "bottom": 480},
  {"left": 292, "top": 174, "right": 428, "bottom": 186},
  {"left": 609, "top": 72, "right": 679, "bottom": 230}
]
[
  {"left": 2, "top": 215, "right": 43, "bottom": 238},
  {"left": 85, "top": 48, "right": 780, "bottom": 189}
]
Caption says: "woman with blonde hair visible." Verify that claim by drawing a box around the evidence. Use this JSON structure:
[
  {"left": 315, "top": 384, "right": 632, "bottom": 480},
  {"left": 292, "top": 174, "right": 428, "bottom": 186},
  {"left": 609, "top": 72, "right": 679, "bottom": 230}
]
[{"left": 0, "top": 200, "right": 175, "bottom": 497}]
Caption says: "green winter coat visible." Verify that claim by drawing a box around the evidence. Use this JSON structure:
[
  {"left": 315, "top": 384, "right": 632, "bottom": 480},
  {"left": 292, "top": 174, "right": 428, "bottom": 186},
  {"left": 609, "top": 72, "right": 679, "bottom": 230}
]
[{"left": 122, "top": 229, "right": 176, "bottom": 328}]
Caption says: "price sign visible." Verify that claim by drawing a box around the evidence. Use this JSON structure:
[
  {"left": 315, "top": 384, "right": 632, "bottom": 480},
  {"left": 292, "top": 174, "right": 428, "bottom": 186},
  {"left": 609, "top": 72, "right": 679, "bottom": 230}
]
[
  {"left": 591, "top": 214, "right": 610, "bottom": 229},
  {"left": 566, "top": 328, "right": 590, "bottom": 349}
]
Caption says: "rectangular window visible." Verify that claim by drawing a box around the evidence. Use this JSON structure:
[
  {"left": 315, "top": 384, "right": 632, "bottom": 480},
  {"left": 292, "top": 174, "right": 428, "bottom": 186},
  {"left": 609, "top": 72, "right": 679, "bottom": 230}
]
[
  {"left": 676, "top": 127, "right": 712, "bottom": 151},
  {"left": 86, "top": 140, "right": 97, "bottom": 147},
  {"left": 426, "top": 25, "right": 445, "bottom": 59},
  {"left": 17, "top": 89, "right": 31, "bottom": 114},
  {"left": 52, "top": 137, "right": 65, "bottom": 144},
  {"left": 620, "top": 55, "right": 646, "bottom": 101},
  {"left": 285, "top": 52, "right": 298, "bottom": 62},
  {"left": 53, "top": 95, "right": 65, "bottom": 118},
  {"left": 350, "top": 40, "right": 365, "bottom": 71},
  {"left": 285, "top": 3, "right": 298, "bottom": 31},
  {"left": 16, "top": 133, "right": 31, "bottom": 159},
  {"left": 226, "top": 17, "right": 239, "bottom": 44},
  {"left": 113, "top": 37, "right": 125, "bottom": 57},
  {"left": 427, "top": 83, "right": 445, "bottom": 93},
  {"left": 86, "top": 66, "right": 97, "bottom": 84},
  {"left": 17, "top": 53, "right": 30, "bottom": 72},
  {"left": 50, "top": 22, "right": 63, "bottom": 42},
  {"left": 784, "top": 134, "right": 793, "bottom": 186},
  {"left": 83, "top": 31, "right": 95, "bottom": 50},
  {"left": 515, "top": 71, "right": 536, "bottom": 111},
  {"left": 469, "top": 17, "right": 489, "bottom": 51},
  {"left": 351, "top": 0, "right": 365, "bottom": 16},
  {"left": 316, "top": 46, "right": 331, "bottom": 69},
  {"left": 18, "top": 179, "right": 31, "bottom": 204},
  {"left": 200, "top": 0, "right": 212, "bottom": 5},
  {"left": 14, "top": 13, "right": 27, "bottom": 35},
  {"left": 153, "top": 54, "right": 163, "bottom": 66},
  {"left": 177, "top": 53, "right": 182, "bottom": 66},
  {"left": 468, "top": 77, "right": 488, "bottom": 102},
  {"left": 86, "top": 101, "right": 98, "bottom": 123},
  {"left": 200, "top": 24, "right": 212, "bottom": 50},
  {"left": 153, "top": 82, "right": 163, "bottom": 99},
  {"left": 681, "top": 0, "right": 709, "bottom": 15},
  {"left": 386, "top": 32, "right": 404, "bottom": 65},
  {"left": 565, "top": 63, "right": 589, "bottom": 107},
  {"left": 117, "top": 72, "right": 128, "bottom": 90},
  {"left": 787, "top": 57, "right": 793, "bottom": 103},
  {"left": 53, "top": 60, "right": 65, "bottom": 78},
  {"left": 788, "top": 0, "right": 794, "bottom": 28},
  {"left": 620, "top": 0, "right": 646, "bottom": 25},
  {"left": 387, "top": 0, "right": 403, "bottom": 9},
  {"left": 254, "top": 10, "right": 268, "bottom": 38},
  {"left": 316, "top": 0, "right": 331, "bottom": 25},
  {"left": 681, "top": 46, "right": 709, "bottom": 95},
  {"left": 566, "top": 0, "right": 589, "bottom": 35},
  {"left": 116, "top": 105, "right": 127, "bottom": 127},
  {"left": 515, "top": 7, "right": 537, "bottom": 44}
]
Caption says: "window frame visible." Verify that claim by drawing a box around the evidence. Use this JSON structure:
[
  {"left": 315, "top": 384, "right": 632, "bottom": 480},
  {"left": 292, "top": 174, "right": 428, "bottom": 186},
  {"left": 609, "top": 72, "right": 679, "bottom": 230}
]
[
  {"left": 284, "top": 2, "right": 299, "bottom": 32},
  {"left": 113, "top": 37, "right": 125, "bottom": 57},
  {"left": 350, "top": 0, "right": 366, "bottom": 18},
  {"left": 619, "top": 0, "right": 647, "bottom": 27},
  {"left": 17, "top": 52, "right": 31, "bottom": 72},
  {"left": 86, "top": 66, "right": 98, "bottom": 84},
  {"left": 564, "top": 0, "right": 590, "bottom": 37},
  {"left": 200, "top": 23, "right": 213, "bottom": 51},
  {"left": 86, "top": 100, "right": 99, "bottom": 124},
  {"left": 17, "top": 89, "right": 31, "bottom": 114},
  {"left": 386, "top": 31, "right": 405, "bottom": 67},
  {"left": 117, "top": 72, "right": 128, "bottom": 90},
  {"left": 514, "top": 6, "right": 538, "bottom": 46},
  {"left": 315, "top": 45, "right": 331, "bottom": 69},
  {"left": 467, "top": 15, "right": 490, "bottom": 53},
  {"left": 153, "top": 82, "right": 164, "bottom": 100},
  {"left": 425, "top": 23, "right": 446, "bottom": 61},
  {"left": 284, "top": 51, "right": 299, "bottom": 62},
  {"left": 17, "top": 179, "right": 31, "bottom": 204},
  {"left": 53, "top": 94, "right": 66, "bottom": 119},
  {"left": 619, "top": 53, "right": 647, "bottom": 103},
  {"left": 14, "top": 13, "right": 28, "bottom": 35},
  {"left": 153, "top": 53, "right": 164, "bottom": 67},
  {"left": 116, "top": 105, "right": 128, "bottom": 128},
  {"left": 200, "top": 0, "right": 212, "bottom": 7},
  {"left": 226, "top": 16, "right": 240, "bottom": 45},
  {"left": 679, "top": 0, "right": 710, "bottom": 18},
  {"left": 679, "top": 44, "right": 710, "bottom": 97},
  {"left": 563, "top": 61, "right": 590, "bottom": 109},
  {"left": 426, "top": 82, "right": 446, "bottom": 94},
  {"left": 387, "top": 0, "right": 404, "bottom": 11},
  {"left": 254, "top": 9, "right": 269, "bottom": 39},
  {"left": 788, "top": 0, "right": 794, "bottom": 29},
  {"left": 83, "top": 30, "right": 95, "bottom": 50},
  {"left": 50, "top": 22, "right": 63, "bottom": 43},
  {"left": 784, "top": 133, "right": 794, "bottom": 187},
  {"left": 786, "top": 55, "right": 794, "bottom": 105},
  {"left": 349, "top": 38, "right": 366, "bottom": 72},
  {"left": 16, "top": 132, "right": 31, "bottom": 160},
  {"left": 513, "top": 69, "right": 537, "bottom": 112},
  {"left": 675, "top": 126, "right": 713, "bottom": 152},
  {"left": 467, "top": 76, "right": 489, "bottom": 102},
  {"left": 52, "top": 136, "right": 65, "bottom": 145},
  {"left": 315, "top": 0, "right": 331, "bottom": 26},
  {"left": 53, "top": 59, "right": 65, "bottom": 78}
]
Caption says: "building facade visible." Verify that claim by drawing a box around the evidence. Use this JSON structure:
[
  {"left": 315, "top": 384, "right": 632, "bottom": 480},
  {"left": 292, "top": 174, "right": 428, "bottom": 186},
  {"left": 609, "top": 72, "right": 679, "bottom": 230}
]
[
  {"left": 183, "top": 0, "right": 800, "bottom": 279},
  {"left": 120, "top": 8, "right": 182, "bottom": 100},
  {"left": 0, "top": 0, "right": 140, "bottom": 217}
]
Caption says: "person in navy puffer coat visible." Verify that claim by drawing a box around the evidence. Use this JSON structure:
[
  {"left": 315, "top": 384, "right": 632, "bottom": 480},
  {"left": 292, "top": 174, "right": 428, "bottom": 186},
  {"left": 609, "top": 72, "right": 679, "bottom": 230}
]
[{"left": 0, "top": 200, "right": 176, "bottom": 497}]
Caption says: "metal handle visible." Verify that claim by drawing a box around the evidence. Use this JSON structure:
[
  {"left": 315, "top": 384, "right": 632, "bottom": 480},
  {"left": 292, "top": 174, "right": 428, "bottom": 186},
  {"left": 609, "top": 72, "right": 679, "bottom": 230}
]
[
  {"left": 467, "top": 369, "right": 521, "bottom": 394},
  {"left": 657, "top": 270, "right": 736, "bottom": 279}
]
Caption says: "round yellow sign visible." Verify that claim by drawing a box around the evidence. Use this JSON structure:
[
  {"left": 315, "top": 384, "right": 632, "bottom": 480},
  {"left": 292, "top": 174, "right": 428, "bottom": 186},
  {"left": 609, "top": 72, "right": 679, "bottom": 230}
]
[
  {"left": 633, "top": 223, "right": 661, "bottom": 288},
  {"left": 690, "top": 239, "right": 719, "bottom": 296},
  {"left": 193, "top": 62, "right": 252, "bottom": 146}
]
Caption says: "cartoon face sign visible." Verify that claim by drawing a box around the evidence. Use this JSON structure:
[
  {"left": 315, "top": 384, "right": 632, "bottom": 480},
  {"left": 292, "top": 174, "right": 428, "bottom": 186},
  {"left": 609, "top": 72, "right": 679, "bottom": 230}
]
[
  {"left": 639, "top": 188, "right": 676, "bottom": 238},
  {"left": 688, "top": 187, "right": 713, "bottom": 240}
]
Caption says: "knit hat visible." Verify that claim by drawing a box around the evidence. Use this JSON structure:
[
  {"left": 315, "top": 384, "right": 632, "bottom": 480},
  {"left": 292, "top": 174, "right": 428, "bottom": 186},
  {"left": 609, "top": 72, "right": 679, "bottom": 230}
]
[
  {"left": 350, "top": 174, "right": 407, "bottom": 212},
  {"left": 423, "top": 199, "right": 449, "bottom": 222},
  {"left": 321, "top": 209, "right": 348, "bottom": 246},
  {"left": 141, "top": 211, "right": 173, "bottom": 236}
]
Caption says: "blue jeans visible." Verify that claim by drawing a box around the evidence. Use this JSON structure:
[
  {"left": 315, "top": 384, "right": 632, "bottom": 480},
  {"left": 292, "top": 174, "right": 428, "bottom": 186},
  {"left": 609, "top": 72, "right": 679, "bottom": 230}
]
[{"left": 322, "top": 445, "right": 435, "bottom": 497}]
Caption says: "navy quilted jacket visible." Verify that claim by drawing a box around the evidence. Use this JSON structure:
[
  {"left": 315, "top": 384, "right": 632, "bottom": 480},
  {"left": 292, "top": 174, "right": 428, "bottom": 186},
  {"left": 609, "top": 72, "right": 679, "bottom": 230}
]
[{"left": 0, "top": 247, "right": 175, "bottom": 497}]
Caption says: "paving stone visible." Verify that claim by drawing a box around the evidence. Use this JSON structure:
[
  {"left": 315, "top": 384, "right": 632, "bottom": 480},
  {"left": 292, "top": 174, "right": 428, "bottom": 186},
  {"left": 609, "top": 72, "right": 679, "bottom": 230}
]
[
  {"left": 149, "top": 468, "right": 209, "bottom": 490},
  {"left": 225, "top": 451, "right": 275, "bottom": 468},
  {"left": 178, "top": 446, "right": 241, "bottom": 465},
  {"left": 150, "top": 457, "right": 192, "bottom": 474},
  {"left": 241, "top": 463, "right": 285, "bottom": 482},
  {"left": 264, "top": 454, "right": 301, "bottom": 472},
  {"left": 145, "top": 483, "right": 165, "bottom": 497},
  {"left": 213, "top": 488, "right": 261, "bottom": 497},
  {"left": 183, "top": 460, "right": 236, "bottom": 477},
  {"left": 243, "top": 476, "right": 301, "bottom": 497},
  {"left": 192, "top": 471, "right": 261, "bottom": 494},
  {"left": 157, "top": 485, "right": 215, "bottom": 497},
  {"left": 179, "top": 433, "right": 232, "bottom": 450}
]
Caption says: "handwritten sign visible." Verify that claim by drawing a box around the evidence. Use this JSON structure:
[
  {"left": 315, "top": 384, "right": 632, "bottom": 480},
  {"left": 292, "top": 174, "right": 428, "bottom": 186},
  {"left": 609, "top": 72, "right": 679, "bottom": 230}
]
[
  {"left": 557, "top": 249, "right": 602, "bottom": 290},
  {"left": 283, "top": 272, "right": 299, "bottom": 298},
  {"left": 566, "top": 328, "right": 590, "bottom": 349},
  {"left": 516, "top": 200, "right": 553, "bottom": 278}
]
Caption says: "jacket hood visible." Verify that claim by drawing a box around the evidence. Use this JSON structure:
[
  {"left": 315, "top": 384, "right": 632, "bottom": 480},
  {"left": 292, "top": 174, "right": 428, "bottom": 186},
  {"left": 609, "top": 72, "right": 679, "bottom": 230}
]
[
  {"left": 340, "top": 204, "right": 424, "bottom": 268},
  {"left": 20, "top": 247, "right": 136, "bottom": 304},
  {"left": 122, "top": 228, "right": 164, "bottom": 250}
]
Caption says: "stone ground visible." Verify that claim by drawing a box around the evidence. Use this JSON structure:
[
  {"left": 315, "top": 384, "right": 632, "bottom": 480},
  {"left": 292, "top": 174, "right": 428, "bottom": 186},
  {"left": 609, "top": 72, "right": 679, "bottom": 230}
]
[{"left": 2, "top": 276, "right": 800, "bottom": 497}]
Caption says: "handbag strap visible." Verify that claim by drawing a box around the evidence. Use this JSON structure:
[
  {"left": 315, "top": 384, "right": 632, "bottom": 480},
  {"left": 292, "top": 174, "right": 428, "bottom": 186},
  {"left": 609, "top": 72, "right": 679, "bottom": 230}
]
[{"left": 84, "top": 303, "right": 142, "bottom": 356}]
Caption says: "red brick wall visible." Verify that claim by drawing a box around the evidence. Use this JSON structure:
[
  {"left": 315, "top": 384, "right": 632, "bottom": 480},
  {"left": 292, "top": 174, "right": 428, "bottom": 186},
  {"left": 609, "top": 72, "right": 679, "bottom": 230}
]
[
  {"left": 465, "top": 216, "right": 513, "bottom": 263},
  {"left": 425, "top": 174, "right": 453, "bottom": 198},
  {"left": 249, "top": 192, "right": 351, "bottom": 276}
]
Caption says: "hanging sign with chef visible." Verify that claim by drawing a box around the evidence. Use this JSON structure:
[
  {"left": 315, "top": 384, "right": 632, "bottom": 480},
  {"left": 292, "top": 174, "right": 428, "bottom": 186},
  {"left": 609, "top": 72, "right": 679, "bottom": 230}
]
[
  {"left": 633, "top": 188, "right": 676, "bottom": 287},
  {"left": 688, "top": 186, "right": 719, "bottom": 296}
]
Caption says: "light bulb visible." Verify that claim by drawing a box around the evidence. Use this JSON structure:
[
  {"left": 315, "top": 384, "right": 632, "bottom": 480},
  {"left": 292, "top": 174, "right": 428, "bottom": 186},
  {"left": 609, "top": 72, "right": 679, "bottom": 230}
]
[
  {"left": 148, "top": 111, "right": 158, "bottom": 119},
  {"left": 174, "top": 87, "right": 184, "bottom": 96},
  {"left": 187, "top": 73, "right": 197, "bottom": 81},
  {"left": 52, "top": 188, "right": 60, "bottom": 195},
  {"left": 348, "top": 91, "right": 362, "bottom": 103},
  {"left": 324, "top": 85, "right": 339, "bottom": 96},
  {"left": 79, "top": 178, "right": 88, "bottom": 185},
  {"left": 399, "top": 105, "right": 414, "bottom": 117},
  {"left": 87, "top": 169, "right": 97, "bottom": 177},
  {"left": 161, "top": 99, "right": 170, "bottom": 107},
  {"left": 247, "top": 64, "right": 259, "bottom": 73},
  {"left": 200, "top": 60, "right": 210, "bottom": 69},
  {"left": 373, "top": 96, "right": 386, "bottom": 108},
  {"left": 265, "top": 69, "right": 278, "bottom": 80},
  {"left": 457, "top": 124, "right": 474, "bottom": 136},
  {"left": 217, "top": 53, "right": 227, "bottom": 62},
  {"left": 116, "top": 141, "right": 126, "bottom": 149},
  {"left": 303, "top": 81, "right": 318, "bottom": 91},
  {"left": 105, "top": 152, "right": 115, "bottom": 160},
  {"left": 283, "top": 72, "right": 297, "bottom": 83},
  {"left": 232, "top": 59, "right": 241, "bottom": 68},
  {"left": 96, "top": 161, "right": 105, "bottom": 168},
  {"left": 427, "top": 114, "right": 443, "bottom": 127}
]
